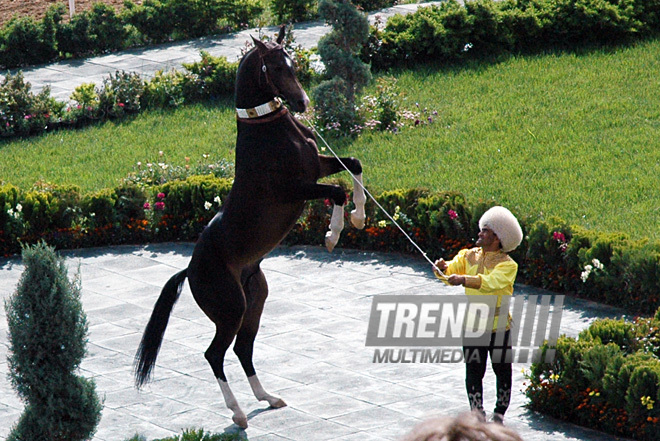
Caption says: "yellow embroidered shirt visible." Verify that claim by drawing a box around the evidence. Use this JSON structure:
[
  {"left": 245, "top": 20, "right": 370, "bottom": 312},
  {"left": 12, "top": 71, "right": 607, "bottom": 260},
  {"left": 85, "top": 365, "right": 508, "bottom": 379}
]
[{"left": 441, "top": 247, "right": 518, "bottom": 331}]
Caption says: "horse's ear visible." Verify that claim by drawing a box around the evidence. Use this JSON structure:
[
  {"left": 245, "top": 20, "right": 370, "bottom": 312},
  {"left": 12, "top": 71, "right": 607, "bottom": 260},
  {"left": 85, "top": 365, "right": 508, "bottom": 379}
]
[
  {"left": 251, "top": 36, "right": 267, "bottom": 54},
  {"left": 276, "top": 26, "right": 286, "bottom": 45}
]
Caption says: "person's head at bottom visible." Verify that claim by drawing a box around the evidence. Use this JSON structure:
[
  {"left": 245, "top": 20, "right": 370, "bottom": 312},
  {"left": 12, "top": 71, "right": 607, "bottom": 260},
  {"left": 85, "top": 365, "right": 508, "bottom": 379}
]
[{"left": 401, "top": 411, "right": 523, "bottom": 441}]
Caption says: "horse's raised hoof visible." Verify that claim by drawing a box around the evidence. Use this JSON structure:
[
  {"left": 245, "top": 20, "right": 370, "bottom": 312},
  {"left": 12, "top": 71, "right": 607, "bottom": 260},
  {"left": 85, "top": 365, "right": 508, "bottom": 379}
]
[
  {"left": 232, "top": 413, "right": 249, "bottom": 429},
  {"left": 325, "top": 233, "right": 339, "bottom": 252},
  {"left": 350, "top": 210, "right": 365, "bottom": 230}
]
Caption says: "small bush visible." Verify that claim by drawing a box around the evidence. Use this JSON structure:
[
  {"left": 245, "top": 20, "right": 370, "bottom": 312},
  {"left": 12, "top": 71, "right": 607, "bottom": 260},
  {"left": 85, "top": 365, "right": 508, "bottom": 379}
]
[
  {"left": 56, "top": 7, "right": 95, "bottom": 56},
  {"left": 181, "top": 51, "right": 238, "bottom": 100},
  {"left": 5, "top": 242, "right": 102, "bottom": 441},
  {"left": 122, "top": 0, "right": 176, "bottom": 44},
  {"left": 0, "top": 72, "right": 64, "bottom": 137},
  {"left": 98, "top": 71, "right": 146, "bottom": 117},
  {"left": 271, "top": 0, "right": 318, "bottom": 23},
  {"left": 88, "top": 3, "right": 127, "bottom": 52},
  {"left": 0, "top": 10, "right": 59, "bottom": 68}
]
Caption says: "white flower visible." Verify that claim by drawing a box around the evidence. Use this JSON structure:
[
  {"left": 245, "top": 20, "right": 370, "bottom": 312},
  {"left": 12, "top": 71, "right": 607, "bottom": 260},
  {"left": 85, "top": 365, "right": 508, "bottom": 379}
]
[
  {"left": 581, "top": 269, "right": 591, "bottom": 283},
  {"left": 214, "top": 196, "right": 222, "bottom": 205},
  {"left": 592, "top": 258, "right": 604, "bottom": 270},
  {"left": 204, "top": 201, "right": 212, "bottom": 211},
  {"left": 15, "top": 203, "right": 22, "bottom": 213}
]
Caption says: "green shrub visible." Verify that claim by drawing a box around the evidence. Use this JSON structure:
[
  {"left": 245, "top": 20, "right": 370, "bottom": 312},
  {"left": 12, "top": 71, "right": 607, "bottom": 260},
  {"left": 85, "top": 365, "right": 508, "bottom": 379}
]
[
  {"left": 143, "top": 70, "right": 190, "bottom": 108},
  {"left": 122, "top": 0, "right": 176, "bottom": 43},
  {"left": 21, "top": 185, "right": 79, "bottom": 235},
  {"left": 370, "top": 0, "right": 660, "bottom": 69},
  {"left": 5, "top": 242, "right": 102, "bottom": 441},
  {"left": 181, "top": 51, "right": 238, "bottom": 100},
  {"left": 353, "top": 0, "right": 395, "bottom": 12},
  {"left": 0, "top": 72, "right": 64, "bottom": 137},
  {"left": 98, "top": 71, "right": 146, "bottom": 117},
  {"left": 313, "top": 0, "right": 372, "bottom": 136},
  {"left": 579, "top": 318, "right": 636, "bottom": 352},
  {"left": 220, "top": 0, "right": 264, "bottom": 29},
  {"left": 80, "top": 188, "right": 119, "bottom": 227},
  {"left": 154, "top": 175, "right": 232, "bottom": 240},
  {"left": 271, "top": 0, "right": 318, "bottom": 22},
  {"left": 88, "top": 3, "right": 127, "bottom": 52},
  {"left": 0, "top": 9, "right": 59, "bottom": 68},
  {"left": 56, "top": 7, "right": 95, "bottom": 56},
  {"left": 167, "top": 0, "right": 226, "bottom": 37},
  {"left": 526, "top": 310, "right": 660, "bottom": 440}
]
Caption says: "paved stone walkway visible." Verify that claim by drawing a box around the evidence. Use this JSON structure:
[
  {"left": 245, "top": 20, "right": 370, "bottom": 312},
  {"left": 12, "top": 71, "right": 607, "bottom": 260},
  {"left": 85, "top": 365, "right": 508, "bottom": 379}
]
[
  {"left": 0, "top": 243, "right": 630, "bottom": 440},
  {"left": 10, "top": 2, "right": 442, "bottom": 103}
]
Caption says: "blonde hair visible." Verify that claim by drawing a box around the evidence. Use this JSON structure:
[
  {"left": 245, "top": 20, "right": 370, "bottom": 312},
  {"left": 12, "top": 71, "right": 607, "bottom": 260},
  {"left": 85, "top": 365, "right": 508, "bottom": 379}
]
[{"left": 401, "top": 412, "right": 523, "bottom": 441}]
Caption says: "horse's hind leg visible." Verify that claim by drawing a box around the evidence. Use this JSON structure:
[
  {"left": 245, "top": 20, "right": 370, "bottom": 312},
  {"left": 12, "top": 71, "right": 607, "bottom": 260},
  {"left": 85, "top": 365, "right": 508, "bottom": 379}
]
[
  {"left": 189, "top": 263, "right": 249, "bottom": 428},
  {"left": 235, "top": 265, "right": 287, "bottom": 408}
]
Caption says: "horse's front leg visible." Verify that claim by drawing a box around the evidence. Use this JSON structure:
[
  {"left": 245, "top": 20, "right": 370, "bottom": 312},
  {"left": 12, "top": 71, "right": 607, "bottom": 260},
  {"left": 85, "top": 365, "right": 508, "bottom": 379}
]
[{"left": 319, "top": 156, "right": 366, "bottom": 246}]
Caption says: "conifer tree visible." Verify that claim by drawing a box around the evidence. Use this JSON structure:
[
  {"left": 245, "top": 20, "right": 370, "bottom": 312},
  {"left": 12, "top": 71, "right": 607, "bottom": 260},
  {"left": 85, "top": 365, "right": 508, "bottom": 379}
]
[
  {"left": 313, "top": 0, "right": 372, "bottom": 135},
  {"left": 5, "top": 242, "right": 102, "bottom": 441}
]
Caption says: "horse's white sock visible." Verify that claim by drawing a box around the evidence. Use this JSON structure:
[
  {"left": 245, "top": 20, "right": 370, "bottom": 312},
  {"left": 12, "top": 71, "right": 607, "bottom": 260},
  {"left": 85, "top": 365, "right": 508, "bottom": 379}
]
[
  {"left": 325, "top": 204, "right": 344, "bottom": 252},
  {"left": 248, "top": 374, "right": 287, "bottom": 408},
  {"left": 218, "top": 379, "right": 248, "bottom": 428},
  {"left": 351, "top": 173, "right": 366, "bottom": 229}
]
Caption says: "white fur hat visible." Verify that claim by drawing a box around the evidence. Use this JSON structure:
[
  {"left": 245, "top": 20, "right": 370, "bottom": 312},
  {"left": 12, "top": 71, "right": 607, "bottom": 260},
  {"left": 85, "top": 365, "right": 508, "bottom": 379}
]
[{"left": 479, "top": 206, "right": 523, "bottom": 253}]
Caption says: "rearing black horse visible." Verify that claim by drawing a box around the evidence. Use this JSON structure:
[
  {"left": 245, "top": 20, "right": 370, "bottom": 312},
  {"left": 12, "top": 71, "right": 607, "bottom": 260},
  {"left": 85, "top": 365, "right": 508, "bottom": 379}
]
[{"left": 135, "top": 26, "right": 365, "bottom": 428}]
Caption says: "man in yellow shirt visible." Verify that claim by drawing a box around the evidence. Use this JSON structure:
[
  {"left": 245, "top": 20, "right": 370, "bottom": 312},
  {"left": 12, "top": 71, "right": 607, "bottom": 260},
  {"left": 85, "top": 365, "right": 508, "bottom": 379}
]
[{"left": 433, "top": 206, "right": 522, "bottom": 425}]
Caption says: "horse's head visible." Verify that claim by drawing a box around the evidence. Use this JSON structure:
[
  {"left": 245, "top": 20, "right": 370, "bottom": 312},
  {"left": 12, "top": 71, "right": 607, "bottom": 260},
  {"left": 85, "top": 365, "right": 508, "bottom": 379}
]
[{"left": 239, "top": 26, "right": 309, "bottom": 113}]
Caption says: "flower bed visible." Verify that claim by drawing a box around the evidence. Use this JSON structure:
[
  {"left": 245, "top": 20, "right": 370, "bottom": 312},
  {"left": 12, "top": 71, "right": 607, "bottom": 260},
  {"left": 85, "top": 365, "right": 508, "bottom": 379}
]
[
  {"left": 3, "top": 176, "right": 660, "bottom": 317},
  {"left": 525, "top": 312, "right": 660, "bottom": 440}
]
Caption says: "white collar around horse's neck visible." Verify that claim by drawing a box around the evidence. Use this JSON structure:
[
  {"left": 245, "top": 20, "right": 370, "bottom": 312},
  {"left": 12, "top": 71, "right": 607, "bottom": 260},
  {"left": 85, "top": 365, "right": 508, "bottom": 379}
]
[{"left": 236, "top": 97, "right": 282, "bottom": 119}]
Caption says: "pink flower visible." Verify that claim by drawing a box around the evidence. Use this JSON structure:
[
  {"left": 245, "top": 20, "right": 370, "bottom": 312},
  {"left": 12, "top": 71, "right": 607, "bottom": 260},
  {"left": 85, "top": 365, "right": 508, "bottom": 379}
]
[
  {"left": 553, "top": 231, "right": 566, "bottom": 243},
  {"left": 154, "top": 201, "right": 165, "bottom": 211},
  {"left": 448, "top": 209, "right": 458, "bottom": 220},
  {"left": 143, "top": 202, "right": 151, "bottom": 210},
  {"left": 157, "top": 192, "right": 166, "bottom": 200},
  {"left": 118, "top": 102, "right": 125, "bottom": 108}
]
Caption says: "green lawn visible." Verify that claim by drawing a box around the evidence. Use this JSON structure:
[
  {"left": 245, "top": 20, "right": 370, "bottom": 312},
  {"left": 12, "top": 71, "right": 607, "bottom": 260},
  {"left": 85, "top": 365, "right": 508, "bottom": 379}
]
[{"left": 1, "top": 39, "right": 659, "bottom": 240}]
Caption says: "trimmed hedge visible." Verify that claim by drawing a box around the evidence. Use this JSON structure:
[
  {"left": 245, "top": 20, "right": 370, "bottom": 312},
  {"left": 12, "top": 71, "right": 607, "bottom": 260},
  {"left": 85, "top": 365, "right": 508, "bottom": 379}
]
[
  {"left": 365, "top": 0, "right": 660, "bottom": 69},
  {"left": 2, "top": 177, "right": 660, "bottom": 316},
  {"left": 526, "top": 311, "right": 660, "bottom": 440},
  {"left": 0, "top": 0, "right": 264, "bottom": 69}
]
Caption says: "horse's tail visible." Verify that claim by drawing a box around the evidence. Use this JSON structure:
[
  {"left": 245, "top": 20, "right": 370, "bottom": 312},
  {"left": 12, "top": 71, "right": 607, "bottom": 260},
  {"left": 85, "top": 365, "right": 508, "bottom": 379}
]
[{"left": 134, "top": 268, "right": 188, "bottom": 388}]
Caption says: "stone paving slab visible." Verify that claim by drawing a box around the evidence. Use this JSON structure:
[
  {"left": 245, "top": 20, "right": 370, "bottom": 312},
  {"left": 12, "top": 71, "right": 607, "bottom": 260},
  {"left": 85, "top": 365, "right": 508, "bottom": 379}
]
[{"left": 0, "top": 243, "right": 632, "bottom": 441}]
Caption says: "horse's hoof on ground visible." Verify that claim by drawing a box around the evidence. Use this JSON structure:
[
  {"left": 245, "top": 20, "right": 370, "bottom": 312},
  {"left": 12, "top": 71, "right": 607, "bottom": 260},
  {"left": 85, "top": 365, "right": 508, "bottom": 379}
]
[
  {"left": 351, "top": 211, "right": 365, "bottom": 229},
  {"left": 233, "top": 414, "right": 248, "bottom": 429},
  {"left": 270, "top": 397, "right": 287, "bottom": 408}
]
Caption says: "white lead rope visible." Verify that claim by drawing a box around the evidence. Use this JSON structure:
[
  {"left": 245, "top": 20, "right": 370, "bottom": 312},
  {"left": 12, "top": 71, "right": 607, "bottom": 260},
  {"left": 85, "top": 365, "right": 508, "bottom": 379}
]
[{"left": 305, "top": 121, "right": 448, "bottom": 279}]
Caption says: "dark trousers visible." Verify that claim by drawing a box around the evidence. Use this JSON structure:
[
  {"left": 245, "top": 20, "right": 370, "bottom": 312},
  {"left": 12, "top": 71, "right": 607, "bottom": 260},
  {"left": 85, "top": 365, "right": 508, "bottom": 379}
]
[{"left": 462, "top": 330, "right": 512, "bottom": 415}]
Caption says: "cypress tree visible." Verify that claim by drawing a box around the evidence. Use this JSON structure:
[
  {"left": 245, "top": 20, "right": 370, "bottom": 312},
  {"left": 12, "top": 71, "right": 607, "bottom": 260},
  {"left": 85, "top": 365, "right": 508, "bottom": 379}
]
[
  {"left": 5, "top": 242, "right": 102, "bottom": 441},
  {"left": 313, "top": 0, "right": 372, "bottom": 135}
]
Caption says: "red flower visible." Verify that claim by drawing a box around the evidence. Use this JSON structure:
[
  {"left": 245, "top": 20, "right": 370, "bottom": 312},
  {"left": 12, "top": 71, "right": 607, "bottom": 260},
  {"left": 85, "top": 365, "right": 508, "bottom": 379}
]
[
  {"left": 448, "top": 209, "right": 458, "bottom": 220},
  {"left": 154, "top": 202, "right": 165, "bottom": 211}
]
